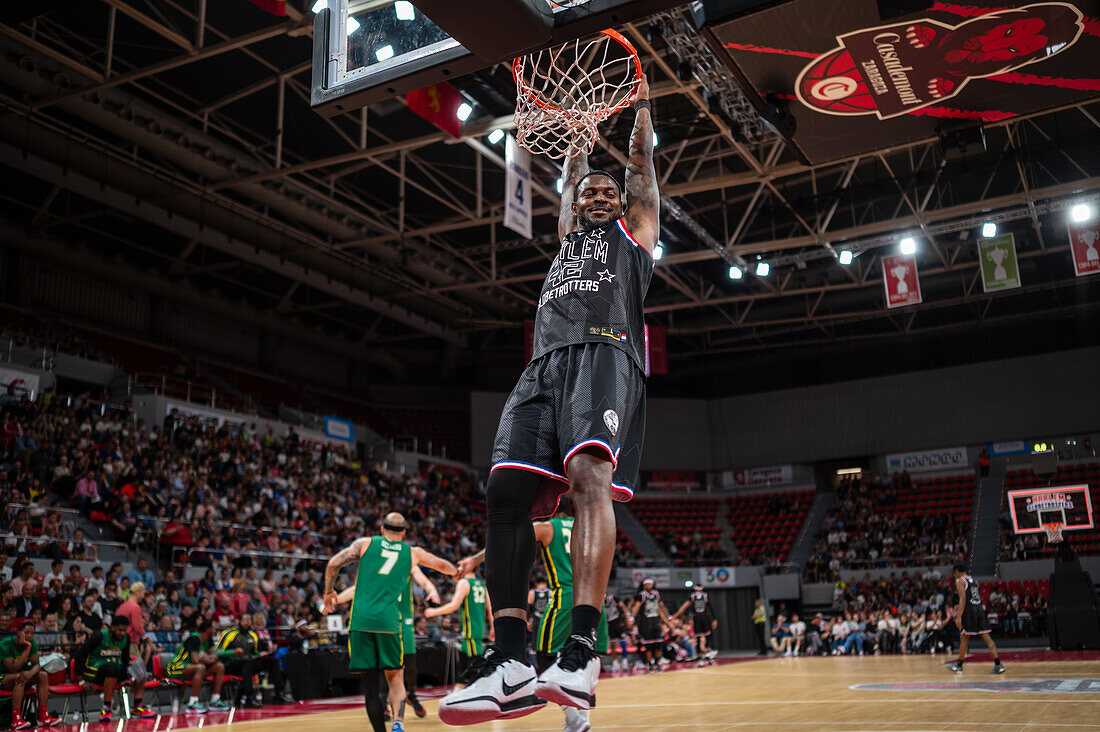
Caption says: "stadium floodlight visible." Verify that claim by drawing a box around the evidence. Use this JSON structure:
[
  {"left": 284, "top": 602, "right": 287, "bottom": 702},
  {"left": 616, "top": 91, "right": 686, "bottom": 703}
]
[
  {"left": 347, "top": 16, "right": 360, "bottom": 34},
  {"left": 982, "top": 222, "right": 997, "bottom": 238},
  {"left": 394, "top": 1, "right": 415, "bottom": 20},
  {"left": 456, "top": 102, "right": 473, "bottom": 121},
  {"left": 311, "top": 0, "right": 326, "bottom": 12},
  {"left": 556, "top": 178, "right": 564, "bottom": 194},
  {"left": 374, "top": 44, "right": 394, "bottom": 62},
  {"left": 728, "top": 265, "right": 743, "bottom": 280},
  {"left": 755, "top": 261, "right": 770, "bottom": 277},
  {"left": 838, "top": 250, "right": 853, "bottom": 265},
  {"left": 1071, "top": 203, "right": 1094, "bottom": 222},
  {"left": 899, "top": 236, "right": 916, "bottom": 255},
  {"left": 487, "top": 129, "right": 504, "bottom": 144},
  {"left": 653, "top": 244, "right": 664, "bottom": 261}
]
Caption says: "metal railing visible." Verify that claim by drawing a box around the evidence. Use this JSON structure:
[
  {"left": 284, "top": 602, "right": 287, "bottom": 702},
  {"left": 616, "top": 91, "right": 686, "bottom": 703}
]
[
  {"left": 141, "top": 517, "right": 336, "bottom": 562},
  {"left": 171, "top": 546, "right": 333, "bottom": 572},
  {"left": 0, "top": 531, "right": 132, "bottom": 562}
]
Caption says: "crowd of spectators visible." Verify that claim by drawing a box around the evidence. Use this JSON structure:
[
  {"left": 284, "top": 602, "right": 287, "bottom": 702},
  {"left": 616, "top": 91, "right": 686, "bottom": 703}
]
[{"left": 802, "top": 472, "right": 969, "bottom": 582}]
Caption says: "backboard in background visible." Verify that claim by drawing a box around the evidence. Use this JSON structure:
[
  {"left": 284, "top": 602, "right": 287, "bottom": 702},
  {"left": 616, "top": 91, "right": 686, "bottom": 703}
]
[
  {"left": 311, "top": 0, "right": 692, "bottom": 115},
  {"left": 1008, "top": 484, "right": 1094, "bottom": 534}
]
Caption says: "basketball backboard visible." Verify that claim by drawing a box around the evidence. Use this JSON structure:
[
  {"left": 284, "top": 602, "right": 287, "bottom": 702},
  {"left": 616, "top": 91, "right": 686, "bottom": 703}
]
[
  {"left": 1008, "top": 484, "right": 1094, "bottom": 534},
  {"left": 311, "top": 0, "right": 691, "bottom": 115}
]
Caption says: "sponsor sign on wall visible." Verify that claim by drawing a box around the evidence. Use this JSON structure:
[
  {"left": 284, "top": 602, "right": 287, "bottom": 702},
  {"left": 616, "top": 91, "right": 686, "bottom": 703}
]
[
  {"left": 988, "top": 440, "right": 1029, "bottom": 457},
  {"left": 0, "top": 368, "right": 40, "bottom": 399},
  {"left": 324, "top": 416, "right": 355, "bottom": 442},
  {"left": 718, "top": 465, "right": 794, "bottom": 490},
  {"left": 699, "top": 566, "right": 739, "bottom": 588},
  {"left": 886, "top": 446, "right": 969, "bottom": 473}
]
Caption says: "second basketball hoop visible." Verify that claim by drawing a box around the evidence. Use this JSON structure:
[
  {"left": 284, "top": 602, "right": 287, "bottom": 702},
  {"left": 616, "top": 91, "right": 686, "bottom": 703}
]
[{"left": 513, "top": 28, "right": 643, "bottom": 159}]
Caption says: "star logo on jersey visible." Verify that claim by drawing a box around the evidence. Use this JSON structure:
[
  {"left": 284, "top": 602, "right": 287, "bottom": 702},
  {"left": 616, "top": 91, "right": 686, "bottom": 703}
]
[
  {"left": 597, "top": 269, "right": 616, "bottom": 283},
  {"left": 603, "top": 409, "right": 619, "bottom": 436}
]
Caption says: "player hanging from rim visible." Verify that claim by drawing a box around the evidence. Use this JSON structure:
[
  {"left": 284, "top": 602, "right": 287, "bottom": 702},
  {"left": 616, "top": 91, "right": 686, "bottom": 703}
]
[
  {"left": 424, "top": 566, "right": 493, "bottom": 661},
  {"left": 671, "top": 581, "right": 718, "bottom": 667},
  {"left": 439, "top": 72, "right": 658, "bottom": 727},
  {"left": 947, "top": 562, "right": 1006, "bottom": 675},
  {"left": 337, "top": 565, "right": 442, "bottom": 720},
  {"left": 629, "top": 578, "right": 671, "bottom": 673},
  {"left": 323, "top": 512, "right": 458, "bottom": 732}
]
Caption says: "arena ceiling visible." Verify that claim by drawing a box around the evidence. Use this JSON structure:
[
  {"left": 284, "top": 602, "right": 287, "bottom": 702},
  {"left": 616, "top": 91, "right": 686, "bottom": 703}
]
[{"left": 0, "top": 0, "right": 1098, "bottom": 395}]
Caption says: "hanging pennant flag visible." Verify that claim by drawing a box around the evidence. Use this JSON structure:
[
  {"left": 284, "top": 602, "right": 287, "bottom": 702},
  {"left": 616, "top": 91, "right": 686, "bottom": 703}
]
[
  {"left": 977, "top": 233, "right": 1021, "bottom": 292},
  {"left": 406, "top": 83, "right": 462, "bottom": 139},
  {"left": 504, "top": 134, "right": 533, "bottom": 239},
  {"left": 882, "top": 253, "right": 921, "bottom": 308},
  {"left": 247, "top": 0, "right": 286, "bottom": 16},
  {"left": 1068, "top": 219, "right": 1100, "bottom": 277}
]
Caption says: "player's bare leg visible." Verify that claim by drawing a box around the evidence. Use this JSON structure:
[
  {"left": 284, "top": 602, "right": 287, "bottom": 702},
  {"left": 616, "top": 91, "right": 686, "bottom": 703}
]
[
  {"left": 384, "top": 668, "right": 407, "bottom": 729},
  {"left": 948, "top": 634, "right": 969, "bottom": 673},
  {"left": 536, "top": 450, "right": 613, "bottom": 710},
  {"left": 978, "top": 632, "right": 1005, "bottom": 673}
]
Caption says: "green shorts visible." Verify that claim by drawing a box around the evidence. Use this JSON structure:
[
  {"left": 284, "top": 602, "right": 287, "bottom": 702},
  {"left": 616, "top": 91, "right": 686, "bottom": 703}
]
[
  {"left": 349, "top": 631, "right": 403, "bottom": 671},
  {"left": 537, "top": 592, "right": 609, "bottom": 654}
]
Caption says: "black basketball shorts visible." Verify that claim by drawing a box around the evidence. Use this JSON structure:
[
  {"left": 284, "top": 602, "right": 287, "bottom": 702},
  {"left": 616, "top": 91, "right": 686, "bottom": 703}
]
[
  {"left": 961, "top": 604, "right": 991, "bottom": 635},
  {"left": 693, "top": 614, "right": 713, "bottom": 637},
  {"left": 491, "top": 342, "right": 645, "bottom": 519},
  {"left": 638, "top": 618, "right": 663, "bottom": 643}
]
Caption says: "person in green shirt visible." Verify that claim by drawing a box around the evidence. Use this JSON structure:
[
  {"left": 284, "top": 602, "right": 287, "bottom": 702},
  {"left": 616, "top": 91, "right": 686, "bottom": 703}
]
[
  {"left": 73, "top": 615, "right": 156, "bottom": 722},
  {"left": 322, "top": 512, "right": 457, "bottom": 732},
  {"left": 0, "top": 620, "right": 61, "bottom": 729},
  {"left": 425, "top": 569, "right": 493, "bottom": 658},
  {"left": 166, "top": 619, "right": 228, "bottom": 714}
]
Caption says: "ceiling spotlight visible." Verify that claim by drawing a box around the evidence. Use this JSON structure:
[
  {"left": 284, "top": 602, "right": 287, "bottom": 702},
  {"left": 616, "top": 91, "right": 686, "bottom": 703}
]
[
  {"left": 556, "top": 178, "right": 563, "bottom": 194},
  {"left": 374, "top": 44, "right": 393, "bottom": 61},
  {"left": 728, "top": 265, "right": 743, "bottom": 280},
  {"left": 456, "top": 102, "right": 473, "bottom": 121},
  {"left": 1071, "top": 203, "right": 1094, "bottom": 223},
  {"left": 899, "top": 236, "right": 916, "bottom": 255},
  {"left": 653, "top": 244, "right": 664, "bottom": 261},
  {"left": 981, "top": 222, "right": 997, "bottom": 238},
  {"left": 755, "top": 261, "right": 770, "bottom": 277},
  {"left": 311, "top": 0, "right": 327, "bottom": 11},
  {"left": 487, "top": 129, "right": 504, "bottom": 144},
  {"left": 394, "top": 1, "right": 415, "bottom": 20},
  {"left": 347, "top": 16, "right": 361, "bottom": 34},
  {"left": 838, "top": 250, "right": 853, "bottom": 265}
]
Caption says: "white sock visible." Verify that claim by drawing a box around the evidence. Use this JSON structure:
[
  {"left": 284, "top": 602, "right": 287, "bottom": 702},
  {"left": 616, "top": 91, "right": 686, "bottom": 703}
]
[
  {"left": 212, "top": 694, "right": 221, "bottom": 702},
  {"left": 189, "top": 696, "right": 199, "bottom": 704}
]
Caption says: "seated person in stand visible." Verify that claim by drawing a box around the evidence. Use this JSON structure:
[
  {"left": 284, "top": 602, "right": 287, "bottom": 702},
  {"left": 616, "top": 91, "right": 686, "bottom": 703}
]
[
  {"left": 0, "top": 620, "right": 62, "bottom": 728},
  {"left": 73, "top": 615, "right": 157, "bottom": 722}
]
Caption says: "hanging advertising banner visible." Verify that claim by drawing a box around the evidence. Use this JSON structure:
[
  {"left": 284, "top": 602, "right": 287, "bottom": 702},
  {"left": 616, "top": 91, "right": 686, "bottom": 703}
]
[
  {"left": 886, "top": 446, "right": 969, "bottom": 473},
  {"left": 977, "top": 233, "right": 1021, "bottom": 292},
  {"left": 504, "top": 134, "right": 533, "bottom": 239},
  {"left": 716, "top": 465, "right": 794, "bottom": 490},
  {"left": 323, "top": 416, "right": 355, "bottom": 443},
  {"left": 1068, "top": 219, "right": 1100, "bottom": 277},
  {"left": 882, "top": 253, "right": 921, "bottom": 308}
]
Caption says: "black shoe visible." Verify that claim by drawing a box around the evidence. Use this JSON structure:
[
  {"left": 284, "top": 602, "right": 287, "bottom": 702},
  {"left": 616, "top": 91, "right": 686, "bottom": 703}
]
[
  {"left": 275, "top": 694, "right": 295, "bottom": 705},
  {"left": 410, "top": 697, "right": 427, "bottom": 718},
  {"left": 243, "top": 698, "right": 263, "bottom": 709}
]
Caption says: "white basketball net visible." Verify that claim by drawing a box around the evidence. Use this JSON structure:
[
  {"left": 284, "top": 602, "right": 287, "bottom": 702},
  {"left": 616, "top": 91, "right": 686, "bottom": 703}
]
[
  {"left": 513, "top": 30, "right": 641, "bottom": 160},
  {"left": 1043, "top": 523, "right": 1065, "bottom": 543}
]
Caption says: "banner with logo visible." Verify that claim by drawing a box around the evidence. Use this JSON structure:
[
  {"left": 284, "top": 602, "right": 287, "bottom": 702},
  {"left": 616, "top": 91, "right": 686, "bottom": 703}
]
[
  {"left": 709, "top": 1, "right": 1096, "bottom": 164},
  {"left": 629, "top": 567, "right": 671, "bottom": 589},
  {"left": 882, "top": 253, "right": 921, "bottom": 308},
  {"left": 699, "top": 566, "right": 739, "bottom": 588},
  {"left": 988, "top": 441, "right": 1029, "bottom": 457},
  {"left": 1068, "top": 219, "right": 1100, "bottom": 277},
  {"left": 716, "top": 465, "right": 793, "bottom": 490},
  {"left": 885, "top": 446, "right": 968, "bottom": 473},
  {"left": 504, "top": 134, "right": 532, "bottom": 239},
  {"left": 644, "top": 471, "right": 703, "bottom": 492},
  {"left": 324, "top": 416, "right": 355, "bottom": 443},
  {"left": 977, "top": 233, "right": 1021, "bottom": 292},
  {"left": 0, "top": 367, "right": 40, "bottom": 399}
]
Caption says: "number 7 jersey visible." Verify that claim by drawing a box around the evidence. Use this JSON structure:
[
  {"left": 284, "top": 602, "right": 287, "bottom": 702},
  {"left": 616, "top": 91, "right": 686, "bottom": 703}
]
[{"left": 350, "top": 537, "right": 412, "bottom": 634}]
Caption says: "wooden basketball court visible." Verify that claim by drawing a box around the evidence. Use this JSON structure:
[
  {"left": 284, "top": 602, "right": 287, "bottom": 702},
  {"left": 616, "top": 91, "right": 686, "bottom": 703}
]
[{"left": 187, "top": 651, "right": 1100, "bottom": 732}]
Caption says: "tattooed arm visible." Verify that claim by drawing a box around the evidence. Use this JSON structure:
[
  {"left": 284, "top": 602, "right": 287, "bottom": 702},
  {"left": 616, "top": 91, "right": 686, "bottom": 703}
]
[
  {"left": 559, "top": 148, "right": 590, "bottom": 241},
  {"left": 322, "top": 537, "right": 369, "bottom": 612},
  {"left": 623, "top": 74, "right": 659, "bottom": 253}
]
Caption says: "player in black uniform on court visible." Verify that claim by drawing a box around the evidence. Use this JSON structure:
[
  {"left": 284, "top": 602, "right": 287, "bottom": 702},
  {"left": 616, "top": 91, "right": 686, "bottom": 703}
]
[
  {"left": 629, "top": 578, "right": 670, "bottom": 672},
  {"left": 947, "top": 563, "right": 1006, "bottom": 675},
  {"left": 439, "top": 73, "right": 659, "bottom": 726},
  {"left": 672, "top": 581, "right": 718, "bottom": 666}
]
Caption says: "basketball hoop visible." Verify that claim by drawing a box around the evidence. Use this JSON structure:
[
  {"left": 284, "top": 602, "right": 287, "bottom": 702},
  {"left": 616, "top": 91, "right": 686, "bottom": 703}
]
[
  {"left": 513, "top": 29, "right": 643, "bottom": 159},
  {"left": 1042, "top": 522, "right": 1065, "bottom": 543}
]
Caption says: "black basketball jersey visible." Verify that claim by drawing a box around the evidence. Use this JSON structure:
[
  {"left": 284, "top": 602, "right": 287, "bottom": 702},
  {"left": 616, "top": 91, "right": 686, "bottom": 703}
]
[
  {"left": 532, "top": 219, "right": 653, "bottom": 372},
  {"left": 690, "top": 589, "right": 711, "bottom": 617},
  {"left": 638, "top": 589, "right": 662, "bottom": 619},
  {"left": 531, "top": 588, "right": 551, "bottom": 620},
  {"left": 962, "top": 575, "right": 982, "bottom": 606}
]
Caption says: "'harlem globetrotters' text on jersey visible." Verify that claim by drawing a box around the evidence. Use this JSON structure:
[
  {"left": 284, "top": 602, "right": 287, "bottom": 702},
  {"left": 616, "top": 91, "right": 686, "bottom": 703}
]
[{"left": 532, "top": 219, "right": 653, "bottom": 372}]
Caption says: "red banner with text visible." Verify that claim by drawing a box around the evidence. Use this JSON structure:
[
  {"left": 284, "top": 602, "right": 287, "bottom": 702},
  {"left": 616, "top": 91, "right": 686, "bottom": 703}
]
[{"left": 882, "top": 253, "right": 922, "bottom": 308}]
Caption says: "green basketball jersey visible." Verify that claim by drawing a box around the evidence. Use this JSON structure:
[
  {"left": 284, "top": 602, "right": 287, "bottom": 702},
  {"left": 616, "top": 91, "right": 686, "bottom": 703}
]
[
  {"left": 168, "top": 633, "right": 212, "bottom": 675},
  {"left": 540, "top": 516, "right": 574, "bottom": 593},
  {"left": 350, "top": 536, "right": 412, "bottom": 634},
  {"left": 460, "top": 577, "right": 488, "bottom": 647},
  {"left": 86, "top": 629, "right": 128, "bottom": 670}
]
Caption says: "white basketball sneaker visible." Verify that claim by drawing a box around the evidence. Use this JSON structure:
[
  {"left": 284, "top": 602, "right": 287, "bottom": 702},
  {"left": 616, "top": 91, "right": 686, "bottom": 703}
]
[
  {"left": 563, "top": 706, "right": 592, "bottom": 732},
  {"left": 536, "top": 634, "right": 601, "bottom": 710},
  {"left": 437, "top": 647, "right": 546, "bottom": 725}
]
